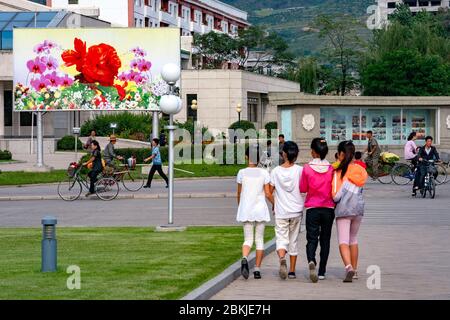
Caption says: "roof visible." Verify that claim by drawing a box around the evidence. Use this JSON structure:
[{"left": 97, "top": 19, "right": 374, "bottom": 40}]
[
  {"left": 268, "top": 93, "right": 450, "bottom": 107},
  {"left": 0, "top": 11, "right": 60, "bottom": 31}
]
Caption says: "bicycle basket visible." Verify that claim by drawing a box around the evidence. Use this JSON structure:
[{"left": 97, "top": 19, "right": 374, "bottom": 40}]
[
  {"left": 427, "top": 165, "right": 437, "bottom": 175},
  {"left": 67, "top": 163, "right": 79, "bottom": 177}
]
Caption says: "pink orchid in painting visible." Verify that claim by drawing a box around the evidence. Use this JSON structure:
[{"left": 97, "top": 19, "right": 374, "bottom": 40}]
[
  {"left": 127, "top": 71, "right": 139, "bottom": 82},
  {"left": 44, "top": 71, "right": 63, "bottom": 87},
  {"left": 30, "top": 77, "right": 51, "bottom": 91},
  {"left": 33, "top": 43, "right": 48, "bottom": 55},
  {"left": 131, "top": 47, "right": 146, "bottom": 57},
  {"left": 27, "top": 58, "right": 47, "bottom": 74},
  {"left": 118, "top": 72, "right": 128, "bottom": 82},
  {"left": 130, "top": 59, "right": 141, "bottom": 69},
  {"left": 43, "top": 40, "right": 57, "bottom": 50},
  {"left": 40, "top": 56, "right": 59, "bottom": 70},
  {"left": 134, "top": 74, "right": 146, "bottom": 85},
  {"left": 138, "top": 60, "right": 152, "bottom": 72},
  {"left": 60, "top": 75, "right": 74, "bottom": 87}
]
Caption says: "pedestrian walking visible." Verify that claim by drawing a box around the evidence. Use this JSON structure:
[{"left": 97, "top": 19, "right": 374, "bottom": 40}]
[
  {"left": 144, "top": 138, "right": 169, "bottom": 189},
  {"left": 300, "top": 138, "right": 335, "bottom": 282},
  {"left": 270, "top": 141, "right": 304, "bottom": 280},
  {"left": 365, "top": 131, "right": 381, "bottom": 180},
  {"left": 237, "top": 145, "right": 274, "bottom": 280},
  {"left": 333, "top": 140, "right": 368, "bottom": 282}
]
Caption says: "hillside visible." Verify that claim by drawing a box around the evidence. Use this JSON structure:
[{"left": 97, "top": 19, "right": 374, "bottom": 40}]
[{"left": 222, "top": 0, "right": 374, "bottom": 56}]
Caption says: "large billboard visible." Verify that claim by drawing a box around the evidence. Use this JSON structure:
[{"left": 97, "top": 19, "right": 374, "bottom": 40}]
[{"left": 13, "top": 28, "right": 180, "bottom": 111}]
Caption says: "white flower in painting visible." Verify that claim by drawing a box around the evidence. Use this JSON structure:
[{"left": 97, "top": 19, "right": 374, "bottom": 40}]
[
  {"left": 151, "top": 80, "right": 169, "bottom": 97},
  {"left": 73, "top": 92, "right": 82, "bottom": 100}
]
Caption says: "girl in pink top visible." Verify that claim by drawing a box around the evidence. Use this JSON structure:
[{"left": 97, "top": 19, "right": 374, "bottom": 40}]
[{"left": 299, "top": 138, "right": 335, "bottom": 282}]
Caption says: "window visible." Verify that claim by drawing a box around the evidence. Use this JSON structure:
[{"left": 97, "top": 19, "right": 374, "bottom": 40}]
[
  {"left": 4, "top": 90, "right": 12, "bottom": 127},
  {"left": 320, "top": 108, "right": 436, "bottom": 145},
  {"left": 430, "top": 0, "right": 441, "bottom": 5},
  {"left": 405, "top": 0, "right": 418, "bottom": 7},
  {"left": 419, "top": 1, "right": 429, "bottom": 6},
  {"left": 69, "top": 0, "right": 79, "bottom": 4},
  {"left": 247, "top": 98, "right": 258, "bottom": 123},
  {"left": 387, "top": 2, "right": 397, "bottom": 8}
]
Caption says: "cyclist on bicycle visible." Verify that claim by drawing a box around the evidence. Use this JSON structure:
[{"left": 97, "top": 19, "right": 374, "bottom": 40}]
[
  {"left": 412, "top": 136, "right": 440, "bottom": 197},
  {"left": 364, "top": 130, "right": 381, "bottom": 180},
  {"left": 103, "top": 135, "right": 123, "bottom": 166},
  {"left": 82, "top": 140, "right": 102, "bottom": 197}
]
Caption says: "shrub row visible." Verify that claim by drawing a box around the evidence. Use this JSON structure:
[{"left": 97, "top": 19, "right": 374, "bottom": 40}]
[
  {"left": 0, "top": 150, "right": 12, "bottom": 160},
  {"left": 57, "top": 136, "right": 83, "bottom": 151}
]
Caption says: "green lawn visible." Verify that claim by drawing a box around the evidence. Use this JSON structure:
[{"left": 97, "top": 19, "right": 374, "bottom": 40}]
[
  {"left": 0, "top": 164, "right": 245, "bottom": 186},
  {"left": 0, "top": 227, "right": 274, "bottom": 300}
]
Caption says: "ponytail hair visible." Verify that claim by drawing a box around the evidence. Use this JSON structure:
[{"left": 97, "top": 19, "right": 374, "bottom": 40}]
[{"left": 337, "top": 140, "right": 355, "bottom": 179}]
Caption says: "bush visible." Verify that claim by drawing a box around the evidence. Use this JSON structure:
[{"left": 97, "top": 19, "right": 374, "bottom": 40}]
[
  {"left": 80, "top": 112, "right": 161, "bottom": 141},
  {"left": 228, "top": 120, "right": 256, "bottom": 132},
  {"left": 57, "top": 136, "right": 82, "bottom": 151},
  {"left": 175, "top": 119, "right": 213, "bottom": 142},
  {"left": 0, "top": 150, "right": 12, "bottom": 160},
  {"left": 264, "top": 122, "right": 278, "bottom": 138}
]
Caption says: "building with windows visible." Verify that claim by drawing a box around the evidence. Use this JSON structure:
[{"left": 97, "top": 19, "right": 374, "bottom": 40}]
[
  {"left": 41, "top": 0, "right": 249, "bottom": 34},
  {"left": 378, "top": 0, "right": 449, "bottom": 23},
  {"left": 270, "top": 94, "right": 450, "bottom": 161}
]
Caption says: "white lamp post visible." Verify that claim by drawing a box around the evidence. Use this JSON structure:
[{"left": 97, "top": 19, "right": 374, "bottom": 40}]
[
  {"left": 191, "top": 99, "right": 198, "bottom": 144},
  {"left": 110, "top": 122, "right": 117, "bottom": 135},
  {"left": 157, "top": 63, "right": 184, "bottom": 231}
]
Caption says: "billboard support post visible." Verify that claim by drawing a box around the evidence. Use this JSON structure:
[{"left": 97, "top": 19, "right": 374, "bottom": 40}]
[
  {"left": 152, "top": 111, "right": 159, "bottom": 141},
  {"left": 36, "top": 111, "right": 44, "bottom": 168}
]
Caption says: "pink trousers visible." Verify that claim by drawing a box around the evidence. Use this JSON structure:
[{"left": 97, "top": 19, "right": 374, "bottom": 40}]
[{"left": 336, "top": 216, "right": 362, "bottom": 245}]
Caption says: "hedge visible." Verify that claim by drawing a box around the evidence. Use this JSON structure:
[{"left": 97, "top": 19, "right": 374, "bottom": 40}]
[
  {"left": 0, "top": 150, "right": 12, "bottom": 160},
  {"left": 57, "top": 135, "right": 83, "bottom": 151},
  {"left": 264, "top": 122, "right": 278, "bottom": 137}
]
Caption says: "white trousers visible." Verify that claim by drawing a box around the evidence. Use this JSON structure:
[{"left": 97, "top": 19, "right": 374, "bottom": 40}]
[
  {"left": 243, "top": 222, "right": 266, "bottom": 251},
  {"left": 275, "top": 216, "right": 301, "bottom": 256}
]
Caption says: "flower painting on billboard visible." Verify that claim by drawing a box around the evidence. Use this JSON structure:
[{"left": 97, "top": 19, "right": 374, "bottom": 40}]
[{"left": 13, "top": 28, "right": 180, "bottom": 111}]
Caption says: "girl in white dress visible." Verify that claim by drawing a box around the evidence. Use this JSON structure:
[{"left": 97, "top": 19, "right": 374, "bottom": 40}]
[{"left": 236, "top": 145, "right": 274, "bottom": 279}]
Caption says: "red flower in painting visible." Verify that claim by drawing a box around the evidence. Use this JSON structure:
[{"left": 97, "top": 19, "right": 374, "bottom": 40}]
[
  {"left": 61, "top": 38, "right": 122, "bottom": 87},
  {"left": 114, "top": 82, "right": 127, "bottom": 101},
  {"left": 61, "top": 38, "right": 86, "bottom": 73}
]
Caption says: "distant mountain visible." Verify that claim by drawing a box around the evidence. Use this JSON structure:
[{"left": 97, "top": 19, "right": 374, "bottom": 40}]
[{"left": 221, "top": 0, "right": 374, "bottom": 56}]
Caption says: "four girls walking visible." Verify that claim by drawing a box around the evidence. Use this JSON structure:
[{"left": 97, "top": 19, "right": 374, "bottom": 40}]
[{"left": 237, "top": 138, "right": 368, "bottom": 283}]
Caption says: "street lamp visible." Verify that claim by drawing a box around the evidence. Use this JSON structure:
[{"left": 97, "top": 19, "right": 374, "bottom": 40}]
[
  {"left": 158, "top": 63, "right": 184, "bottom": 232},
  {"left": 110, "top": 122, "right": 117, "bottom": 135},
  {"left": 191, "top": 99, "right": 198, "bottom": 144},
  {"left": 236, "top": 103, "right": 242, "bottom": 126}
]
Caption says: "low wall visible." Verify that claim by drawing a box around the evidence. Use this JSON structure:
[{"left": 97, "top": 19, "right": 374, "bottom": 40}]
[{"left": 0, "top": 138, "right": 56, "bottom": 155}]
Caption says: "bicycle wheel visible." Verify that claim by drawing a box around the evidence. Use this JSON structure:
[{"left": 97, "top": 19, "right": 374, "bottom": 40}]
[
  {"left": 122, "top": 168, "right": 145, "bottom": 192},
  {"left": 391, "top": 163, "right": 413, "bottom": 185},
  {"left": 95, "top": 177, "right": 119, "bottom": 201},
  {"left": 377, "top": 164, "right": 393, "bottom": 184},
  {"left": 435, "top": 164, "right": 448, "bottom": 185},
  {"left": 429, "top": 178, "right": 436, "bottom": 199},
  {"left": 58, "top": 178, "right": 82, "bottom": 201}
]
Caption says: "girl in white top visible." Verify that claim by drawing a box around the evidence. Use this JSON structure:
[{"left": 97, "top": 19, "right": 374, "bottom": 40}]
[
  {"left": 237, "top": 145, "right": 274, "bottom": 280},
  {"left": 269, "top": 141, "right": 304, "bottom": 280}
]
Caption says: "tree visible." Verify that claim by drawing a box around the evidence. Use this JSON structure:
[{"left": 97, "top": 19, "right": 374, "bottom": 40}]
[
  {"left": 361, "top": 6, "right": 450, "bottom": 96},
  {"left": 193, "top": 26, "right": 294, "bottom": 75},
  {"left": 192, "top": 32, "right": 238, "bottom": 69},
  {"left": 314, "top": 14, "right": 365, "bottom": 95},
  {"left": 237, "top": 26, "right": 294, "bottom": 72},
  {"left": 280, "top": 57, "right": 319, "bottom": 94},
  {"left": 361, "top": 49, "right": 450, "bottom": 96}
]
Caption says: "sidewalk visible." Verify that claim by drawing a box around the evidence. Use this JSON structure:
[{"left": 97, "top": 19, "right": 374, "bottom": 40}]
[
  {"left": 0, "top": 151, "right": 82, "bottom": 171},
  {"left": 212, "top": 224, "right": 450, "bottom": 300}
]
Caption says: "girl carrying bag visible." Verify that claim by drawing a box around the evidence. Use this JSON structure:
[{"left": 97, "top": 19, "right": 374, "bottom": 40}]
[{"left": 333, "top": 172, "right": 365, "bottom": 218}]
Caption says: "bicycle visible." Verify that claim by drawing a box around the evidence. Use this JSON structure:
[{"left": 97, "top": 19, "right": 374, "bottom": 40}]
[
  {"left": 105, "top": 158, "right": 146, "bottom": 192},
  {"left": 57, "top": 162, "right": 119, "bottom": 201},
  {"left": 366, "top": 161, "right": 394, "bottom": 184},
  {"left": 391, "top": 160, "right": 448, "bottom": 186},
  {"left": 418, "top": 159, "right": 437, "bottom": 199}
]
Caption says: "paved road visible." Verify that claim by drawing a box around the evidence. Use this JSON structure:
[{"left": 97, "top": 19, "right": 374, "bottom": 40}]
[
  {"left": 212, "top": 182, "right": 450, "bottom": 300},
  {"left": 1, "top": 179, "right": 449, "bottom": 227}
]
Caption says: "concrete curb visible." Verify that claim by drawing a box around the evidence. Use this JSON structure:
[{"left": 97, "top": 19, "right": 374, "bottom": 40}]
[
  {"left": 0, "top": 192, "right": 237, "bottom": 201},
  {"left": 0, "top": 177, "right": 236, "bottom": 189},
  {"left": 181, "top": 238, "right": 277, "bottom": 300}
]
